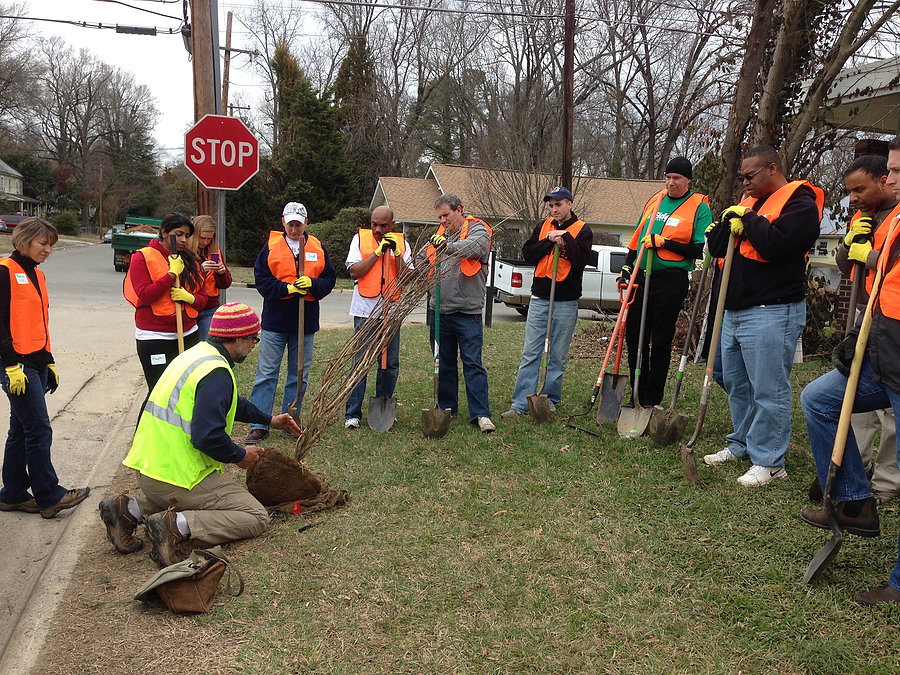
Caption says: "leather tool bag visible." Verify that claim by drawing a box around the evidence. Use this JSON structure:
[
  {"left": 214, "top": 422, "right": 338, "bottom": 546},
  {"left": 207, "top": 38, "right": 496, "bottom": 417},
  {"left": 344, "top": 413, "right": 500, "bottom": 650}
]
[{"left": 134, "top": 546, "right": 244, "bottom": 614}]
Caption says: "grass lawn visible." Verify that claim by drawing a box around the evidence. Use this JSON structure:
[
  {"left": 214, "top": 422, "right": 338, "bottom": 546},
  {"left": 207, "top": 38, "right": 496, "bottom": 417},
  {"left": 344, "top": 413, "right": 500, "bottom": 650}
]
[{"left": 42, "top": 320, "right": 900, "bottom": 673}]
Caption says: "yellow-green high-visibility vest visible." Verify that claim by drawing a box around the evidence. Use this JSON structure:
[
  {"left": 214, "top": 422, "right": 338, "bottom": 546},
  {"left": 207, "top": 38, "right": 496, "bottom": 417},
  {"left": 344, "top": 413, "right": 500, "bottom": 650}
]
[{"left": 124, "top": 341, "right": 238, "bottom": 489}]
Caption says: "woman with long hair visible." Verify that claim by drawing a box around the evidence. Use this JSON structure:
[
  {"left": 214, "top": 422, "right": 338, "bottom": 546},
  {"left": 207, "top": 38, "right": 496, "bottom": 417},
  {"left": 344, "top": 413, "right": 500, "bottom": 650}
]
[
  {"left": 190, "top": 215, "right": 232, "bottom": 339},
  {"left": 124, "top": 213, "right": 207, "bottom": 393},
  {"left": 0, "top": 217, "right": 90, "bottom": 518}
]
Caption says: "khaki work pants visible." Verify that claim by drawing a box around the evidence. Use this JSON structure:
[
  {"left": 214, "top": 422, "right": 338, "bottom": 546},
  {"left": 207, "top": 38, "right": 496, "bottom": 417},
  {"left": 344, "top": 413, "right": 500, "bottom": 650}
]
[
  {"left": 853, "top": 408, "right": 900, "bottom": 496},
  {"left": 136, "top": 470, "right": 270, "bottom": 546}
]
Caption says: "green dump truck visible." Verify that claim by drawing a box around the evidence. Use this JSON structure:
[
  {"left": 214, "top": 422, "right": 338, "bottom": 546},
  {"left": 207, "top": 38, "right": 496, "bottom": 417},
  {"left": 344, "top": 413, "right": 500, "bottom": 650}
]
[{"left": 111, "top": 215, "right": 163, "bottom": 272}]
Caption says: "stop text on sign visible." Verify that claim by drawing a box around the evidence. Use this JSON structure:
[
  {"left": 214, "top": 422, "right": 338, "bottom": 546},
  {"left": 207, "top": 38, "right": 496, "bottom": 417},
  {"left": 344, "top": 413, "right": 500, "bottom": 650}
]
[{"left": 189, "top": 138, "right": 255, "bottom": 168}]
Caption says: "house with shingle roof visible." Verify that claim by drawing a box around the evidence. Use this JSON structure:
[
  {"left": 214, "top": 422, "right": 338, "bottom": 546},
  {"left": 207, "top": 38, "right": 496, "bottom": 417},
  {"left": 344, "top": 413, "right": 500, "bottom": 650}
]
[
  {"left": 370, "top": 163, "right": 664, "bottom": 256},
  {"left": 0, "top": 158, "right": 39, "bottom": 215}
]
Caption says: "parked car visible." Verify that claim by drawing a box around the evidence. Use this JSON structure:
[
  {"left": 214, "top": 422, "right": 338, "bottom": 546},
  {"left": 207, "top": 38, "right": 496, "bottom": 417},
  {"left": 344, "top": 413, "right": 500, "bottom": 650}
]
[
  {"left": 0, "top": 216, "right": 6, "bottom": 233},
  {"left": 489, "top": 244, "right": 628, "bottom": 316},
  {"left": 0, "top": 214, "right": 26, "bottom": 231},
  {"left": 103, "top": 224, "right": 127, "bottom": 244}
]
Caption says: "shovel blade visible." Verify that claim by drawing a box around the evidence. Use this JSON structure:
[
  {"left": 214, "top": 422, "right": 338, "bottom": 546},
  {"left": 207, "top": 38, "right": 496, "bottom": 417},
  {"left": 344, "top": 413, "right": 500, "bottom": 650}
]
[
  {"left": 649, "top": 406, "right": 690, "bottom": 446},
  {"left": 803, "top": 532, "right": 844, "bottom": 583},
  {"left": 421, "top": 407, "right": 452, "bottom": 439},
  {"left": 527, "top": 393, "right": 553, "bottom": 424},
  {"left": 596, "top": 374, "right": 626, "bottom": 423},
  {"left": 617, "top": 405, "right": 652, "bottom": 439},
  {"left": 367, "top": 396, "right": 397, "bottom": 432}
]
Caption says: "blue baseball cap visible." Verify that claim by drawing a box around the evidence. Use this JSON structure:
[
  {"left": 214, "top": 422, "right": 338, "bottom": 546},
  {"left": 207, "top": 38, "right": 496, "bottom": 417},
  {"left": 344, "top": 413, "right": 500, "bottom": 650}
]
[{"left": 543, "top": 186, "right": 574, "bottom": 202}]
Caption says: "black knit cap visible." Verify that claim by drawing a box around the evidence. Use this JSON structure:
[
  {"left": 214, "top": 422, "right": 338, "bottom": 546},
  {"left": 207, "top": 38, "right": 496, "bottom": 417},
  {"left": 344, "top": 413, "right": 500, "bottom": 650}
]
[{"left": 665, "top": 156, "right": 692, "bottom": 179}]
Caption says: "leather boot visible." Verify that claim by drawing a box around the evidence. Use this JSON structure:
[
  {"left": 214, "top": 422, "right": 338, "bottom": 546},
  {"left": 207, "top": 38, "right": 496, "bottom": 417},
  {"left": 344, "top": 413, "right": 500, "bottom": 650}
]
[
  {"left": 854, "top": 584, "right": 900, "bottom": 606},
  {"left": 799, "top": 497, "right": 880, "bottom": 537}
]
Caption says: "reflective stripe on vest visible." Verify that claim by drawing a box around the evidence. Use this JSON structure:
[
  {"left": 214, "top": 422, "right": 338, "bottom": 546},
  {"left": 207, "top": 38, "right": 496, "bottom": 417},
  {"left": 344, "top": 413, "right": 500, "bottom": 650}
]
[
  {"left": 357, "top": 229, "right": 405, "bottom": 300},
  {"left": 267, "top": 231, "right": 326, "bottom": 301},
  {"left": 123, "top": 341, "right": 238, "bottom": 490},
  {"left": 627, "top": 190, "right": 709, "bottom": 262},
  {"left": 426, "top": 216, "right": 493, "bottom": 276},
  {"left": 738, "top": 180, "right": 825, "bottom": 263},
  {"left": 0, "top": 258, "right": 51, "bottom": 354},
  {"left": 123, "top": 246, "right": 199, "bottom": 319},
  {"left": 876, "top": 215, "right": 900, "bottom": 320},
  {"left": 849, "top": 204, "right": 900, "bottom": 296},
  {"left": 534, "top": 217, "right": 586, "bottom": 281}
]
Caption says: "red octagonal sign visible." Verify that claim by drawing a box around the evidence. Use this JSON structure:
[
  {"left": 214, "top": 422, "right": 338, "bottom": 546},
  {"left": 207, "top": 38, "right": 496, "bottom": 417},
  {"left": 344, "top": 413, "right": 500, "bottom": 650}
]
[{"left": 184, "top": 114, "right": 259, "bottom": 190}]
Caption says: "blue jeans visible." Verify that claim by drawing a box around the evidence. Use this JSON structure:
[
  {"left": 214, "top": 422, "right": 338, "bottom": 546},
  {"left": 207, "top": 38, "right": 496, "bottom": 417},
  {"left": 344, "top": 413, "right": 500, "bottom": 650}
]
[
  {"left": 345, "top": 315, "right": 401, "bottom": 420},
  {"left": 195, "top": 305, "right": 217, "bottom": 341},
  {"left": 509, "top": 297, "right": 578, "bottom": 413},
  {"left": 1, "top": 366, "right": 67, "bottom": 509},
  {"left": 720, "top": 301, "right": 805, "bottom": 467},
  {"left": 800, "top": 356, "right": 900, "bottom": 590},
  {"left": 249, "top": 329, "right": 315, "bottom": 430},
  {"left": 428, "top": 312, "right": 491, "bottom": 421}
]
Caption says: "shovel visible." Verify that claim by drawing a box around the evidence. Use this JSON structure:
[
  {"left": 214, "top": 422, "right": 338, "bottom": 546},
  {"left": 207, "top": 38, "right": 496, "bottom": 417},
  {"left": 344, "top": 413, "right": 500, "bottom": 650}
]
[
  {"left": 680, "top": 232, "right": 736, "bottom": 483},
  {"left": 170, "top": 234, "right": 185, "bottom": 354},
  {"left": 617, "top": 250, "right": 655, "bottom": 438},
  {"left": 570, "top": 326, "right": 625, "bottom": 435},
  {"left": 648, "top": 252, "right": 713, "bottom": 445},
  {"left": 803, "top": 217, "right": 896, "bottom": 583},
  {"left": 598, "top": 191, "right": 663, "bottom": 423},
  {"left": 288, "top": 234, "right": 306, "bottom": 427},
  {"left": 422, "top": 261, "right": 451, "bottom": 439},
  {"left": 527, "top": 244, "right": 560, "bottom": 423},
  {"left": 368, "top": 255, "right": 397, "bottom": 431}
]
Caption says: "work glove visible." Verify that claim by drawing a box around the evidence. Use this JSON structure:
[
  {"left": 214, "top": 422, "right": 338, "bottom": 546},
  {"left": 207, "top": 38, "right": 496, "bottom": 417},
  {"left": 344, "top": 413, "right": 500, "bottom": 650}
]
[
  {"left": 5, "top": 365, "right": 27, "bottom": 396},
  {"left": 844, "top": 215, "right": 874, "bottom": 247},
  {"left": 848, "top": 241, "right": 873, "bottom": 264},
  {"left": 170, "top": 287, "right": 194, "bottom": 304},
  {"left": 382, "top": 232, "right": 401, "bottom": 256},
  {"left": 375, "top": 238, "right": 390, "bottom": 256},
  {"left": 832, "top": 331, "right": 859, "bottom": 377},
  {"left": 294, "top": 276, "right": 312, "bottom": 291},
  {"left": 46, "top": 364, "right": 59, "bottom": 394},
  {"left": 721, "top": 205, "right": 750, "bottom": 237},
  {"left": 617, "top": 264, "right": 632, "bottom": 290},
  {"left": 287, "top": 283, "right": 307, "bottom": 296},
  {"left": 430, "top": 233, "right": 447, "bottom": 248},
  {"left": 168, "top": 254, "right": 184, "bottom": 277},
  {"left": 641, "top": 233, "right": 667, "bottom": 249}
]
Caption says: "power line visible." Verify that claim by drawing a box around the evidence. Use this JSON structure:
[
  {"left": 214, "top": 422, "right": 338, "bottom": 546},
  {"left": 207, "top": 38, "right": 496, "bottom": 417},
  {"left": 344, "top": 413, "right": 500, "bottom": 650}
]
[
  {"left": 0, "top": 14, "right": 183, "bottom": 33},
  {"left": 88, "top": 0, "right": 182, "bottom": 20}
]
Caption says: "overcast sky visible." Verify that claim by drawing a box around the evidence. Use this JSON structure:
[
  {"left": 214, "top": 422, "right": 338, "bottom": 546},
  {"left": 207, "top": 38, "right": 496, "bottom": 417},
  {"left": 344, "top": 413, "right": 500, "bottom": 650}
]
[{"left": 32, "top": 0, "right": 260, "bottom": 165}]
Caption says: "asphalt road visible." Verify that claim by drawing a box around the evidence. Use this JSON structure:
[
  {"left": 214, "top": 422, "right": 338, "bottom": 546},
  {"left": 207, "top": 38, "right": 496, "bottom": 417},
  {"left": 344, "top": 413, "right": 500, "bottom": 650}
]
[{"left": 0, "top": 241, "right": 532, "bottom": 672}]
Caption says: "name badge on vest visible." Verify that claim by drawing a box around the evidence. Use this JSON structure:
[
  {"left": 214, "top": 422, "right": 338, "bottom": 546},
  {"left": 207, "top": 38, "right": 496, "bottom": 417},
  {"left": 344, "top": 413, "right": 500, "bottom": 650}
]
[
  {"left": 305, "top": 252, "right": 318, "bottom": 262},
  {"left": 14, "top": 273, "right": 28, "bottom": 285},
  {"left": 662, "top": 217, "right": 681, "bottom": 233}
]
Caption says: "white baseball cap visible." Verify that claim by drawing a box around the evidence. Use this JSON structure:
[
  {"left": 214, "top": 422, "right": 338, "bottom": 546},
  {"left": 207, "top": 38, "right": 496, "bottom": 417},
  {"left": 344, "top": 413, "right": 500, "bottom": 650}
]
[{"left": 283, "top": 202, "right": 308, "bottom": 224}]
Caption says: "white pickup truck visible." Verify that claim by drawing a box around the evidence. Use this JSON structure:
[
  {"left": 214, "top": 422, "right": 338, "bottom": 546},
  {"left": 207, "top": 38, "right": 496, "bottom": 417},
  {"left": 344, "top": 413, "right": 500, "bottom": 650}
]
[{"left": 489, "top": 244, "right": 629, "bottom": 315}]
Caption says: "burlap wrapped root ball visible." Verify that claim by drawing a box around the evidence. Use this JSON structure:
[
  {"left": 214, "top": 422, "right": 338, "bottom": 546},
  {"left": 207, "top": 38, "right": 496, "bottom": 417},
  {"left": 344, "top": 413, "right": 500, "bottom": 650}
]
[{"left": 246, "top": 450, "right": 348, "bottom": 514}]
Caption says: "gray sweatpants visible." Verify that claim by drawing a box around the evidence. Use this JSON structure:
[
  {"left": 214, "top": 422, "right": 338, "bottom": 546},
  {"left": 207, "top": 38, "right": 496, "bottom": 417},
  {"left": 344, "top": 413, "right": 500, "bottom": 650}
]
[{"left": 136, "top": 470, "right": 270, "bottom": 546}]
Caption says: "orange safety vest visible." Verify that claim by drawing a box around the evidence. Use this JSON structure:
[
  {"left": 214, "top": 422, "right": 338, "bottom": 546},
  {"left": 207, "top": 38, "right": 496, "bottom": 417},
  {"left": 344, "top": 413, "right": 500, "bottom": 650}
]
[
  {"left": 267, "top": 231, "right": 326, "bottom": 301},
  {"left": 534, "top": 217, "right": 586, "bottom": 281},
  {"left": 0, "top": 258, "right": 51, "bottom": 355},
  {"left": 875, "top": 215, "right": 900, "bottom": 320},
  {"left": 426, "top": 216, "right": 492, "bottom": 277},
  {"left": 628, "top": 190, "right": 709, "bottom": 262},
  {"left": 357, "top": 229, "right": 405, "bottom": 300},
  {"left": 124, "top": 246, "right": 199, "bottom": 319},
  {"left": 203, "top": 250, "right": 224, "bottom": 298},
  {"left": 848, "top": 204, "right": 900, "bottom": 295},
  {"left": 737, "top": 180, "right": 825, "bottom": 263}
]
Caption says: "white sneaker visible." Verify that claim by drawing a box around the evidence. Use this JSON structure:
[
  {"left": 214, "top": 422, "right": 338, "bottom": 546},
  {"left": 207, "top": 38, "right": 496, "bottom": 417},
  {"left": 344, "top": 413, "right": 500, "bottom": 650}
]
[
  {"left": 737, "top": 465, "right": 787, "bottom": 487},
  {"left": 478, "top": 417, "right": 496, "bottom": 433},
  {"left": 703, "top": 448, "right": 738, "bottom": 467},
  {"left": 344, "top": 418, "right": 360, "bottom": 429},
  {"left": 500, "top": 408, "right": 525, "bottom": 419}
]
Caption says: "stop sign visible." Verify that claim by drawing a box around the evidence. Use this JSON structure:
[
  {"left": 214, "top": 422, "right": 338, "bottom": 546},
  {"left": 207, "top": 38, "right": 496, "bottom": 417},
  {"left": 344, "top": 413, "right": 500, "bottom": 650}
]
[{"left": 184, "top": 114, "right": 259, "bottom": 190}]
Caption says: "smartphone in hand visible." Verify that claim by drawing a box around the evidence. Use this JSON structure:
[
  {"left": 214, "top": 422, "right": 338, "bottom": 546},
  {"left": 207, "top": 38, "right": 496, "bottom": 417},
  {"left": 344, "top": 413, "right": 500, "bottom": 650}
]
[{"left": 209, "top": 252, "right": 220, "bottom": 263}]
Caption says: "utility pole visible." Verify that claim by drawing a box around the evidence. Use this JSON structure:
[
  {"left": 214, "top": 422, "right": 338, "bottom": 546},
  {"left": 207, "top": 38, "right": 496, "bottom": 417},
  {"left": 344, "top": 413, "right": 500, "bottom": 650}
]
[
  {"left": 561, "top": 0, "right": 575, "bottom": 190},
  {"left": 189, "top": 0, "right": 227, "bottom": 300},
  {"left": 98, "top": 165, "right": 104, "bottom": 237},
  {"left": 221, "top": 11, "right": 233, "bottom": 112}
]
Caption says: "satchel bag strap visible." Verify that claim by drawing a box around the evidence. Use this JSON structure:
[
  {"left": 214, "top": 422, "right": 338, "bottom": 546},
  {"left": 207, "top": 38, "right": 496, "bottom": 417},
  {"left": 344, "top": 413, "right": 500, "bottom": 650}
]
[{"left": 191, "top": 546, "right": 245, "bottom": 597}]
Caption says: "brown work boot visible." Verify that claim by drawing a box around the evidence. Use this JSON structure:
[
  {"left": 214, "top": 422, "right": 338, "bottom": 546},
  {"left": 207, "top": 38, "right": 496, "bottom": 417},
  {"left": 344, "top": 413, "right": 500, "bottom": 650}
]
[
  {"left": 40, "top": 487, "right": 91, "bottom": 519},
  {"left": 99, "top": 494, "right": 143, "bottom": 554},
  {"left": 799, "top": 497, "right": 880, "bottom": 537},
  {"left": 145, "top": 509, "right": 187, "bottom": 567},
  {"left": 854, "top": 584, "right": 900, "bottom": 606},
  {"left": 0, "top": 498, "right": 39, "bottom": 513},
  {"left": 245, "top": 428, "right": 269, "bottom": 444}
]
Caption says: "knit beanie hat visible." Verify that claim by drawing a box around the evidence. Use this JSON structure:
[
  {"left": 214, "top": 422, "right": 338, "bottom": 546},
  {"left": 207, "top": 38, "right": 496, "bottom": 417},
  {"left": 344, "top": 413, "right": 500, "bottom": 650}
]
[
  {"left": 208, "top": 303, "right": 260, "bottom": 338},
  {"left": 665, "top": 156, "right": 693, "bottom": 179}
]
